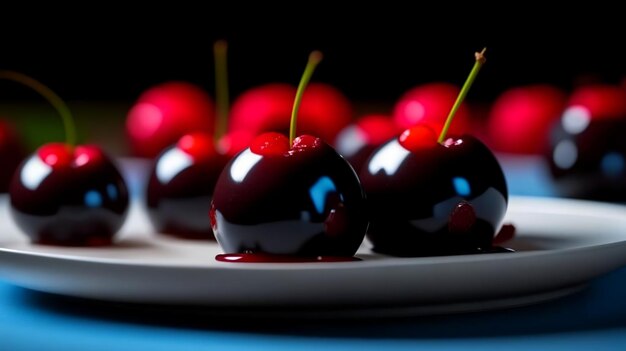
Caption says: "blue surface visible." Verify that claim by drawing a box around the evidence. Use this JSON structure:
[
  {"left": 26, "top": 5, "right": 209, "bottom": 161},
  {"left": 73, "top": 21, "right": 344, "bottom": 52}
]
[
  {"left": 3, "top": 268, "right": 626, "bottom": 351},
  {"left": 2, "top": 156, "right": 626, "bottom": 350}
]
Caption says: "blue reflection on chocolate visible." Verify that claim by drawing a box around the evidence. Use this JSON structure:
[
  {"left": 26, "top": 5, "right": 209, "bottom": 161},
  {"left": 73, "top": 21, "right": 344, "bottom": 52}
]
[
  {"left": 107, "top": 184, "right": 118, "bottom": 200},
  {"left": 84, "top": 190, "right": 103, "bottom": 208},
  {"left": 309, "top": 176, "right": 337, "bottom": 214},
  {"left": 452, "top": 176, "right": 471, "bottom": 196},
  {"left": 601, "top": 152, "right": 625, "bottom": 178}
]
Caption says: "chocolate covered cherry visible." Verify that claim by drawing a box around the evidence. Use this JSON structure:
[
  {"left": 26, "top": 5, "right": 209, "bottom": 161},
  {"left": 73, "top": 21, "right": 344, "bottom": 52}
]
[
  {"left": 210, "top": 132, "right": 367, "bottom": 257},
  {"left": 145, "top": 41, "right": 253, "bottom": 239},
  {"left": 10, "top": 143, "right": 129, "bottom": 246},
  {"left": 1, "top": 70, "right": 129, "bottom": 246},
  {"left": 548, "top": 85, "right": 626, "bottom": 200},
  {"left": 146, "top": 132, "right": 228, "bottom": 239},
  {"left": 360, "top": 48, "right": 509, "bottom": 256},
  {"left": 360, "top": 126, "right": 508, "bottom": 256}
]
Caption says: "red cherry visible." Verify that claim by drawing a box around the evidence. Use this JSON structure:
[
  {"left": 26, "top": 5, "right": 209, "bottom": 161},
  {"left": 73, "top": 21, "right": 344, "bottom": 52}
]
[
  {"left": 567, "top": 84, "right": 626, "bottom": 119},
  {"left": 393, "top": 82, "right": 471, "bottom": 134},
  {"left": 398, "top": 125, "right": 438, "bottom": 152},
  {"left": 229, "top": 83, "right": 295, "bottom": 135},
  {"left": 298, "top": 83, "right": 353, "bottom": 142},
  {"left": 228, "top": 83, "right": 352, "bottom": 143},
  {"left": 126, "top": 81, "right": 215, "bottom": 158},
  {"left": 177, "top": 132, "right": 217, "bottom": 161},
  {"left": 487, "top": 84, "right": 567, "bottom": 154}
]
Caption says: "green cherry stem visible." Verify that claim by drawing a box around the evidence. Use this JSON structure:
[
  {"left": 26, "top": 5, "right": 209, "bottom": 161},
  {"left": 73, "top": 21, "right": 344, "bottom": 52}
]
[
  {"left": 0, "top": 70, "right": 77, "bottom": 146},
  {"left": 289, "top": 51, "right": 323, "bottom": 146},
  {"left": 438, "top": 48, "right": 487, "bottom": 144},
  {"left": 214, "top": 40, "right": 229, "bottom": 141}
]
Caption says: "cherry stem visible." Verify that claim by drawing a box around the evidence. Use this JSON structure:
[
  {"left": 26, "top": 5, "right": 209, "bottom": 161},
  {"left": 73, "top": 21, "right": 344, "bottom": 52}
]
[
  {"left": 214, "top": 40, "right": 229, "bottom": 141},
  {"left": 438, "top": 48, "right": 487, "bottom": 143},
  {"left": 289, "top": 51, "right": 323, "bottom": 146},
  {"left": 0, "top": 70, "right": 77, "bottom": 147}
]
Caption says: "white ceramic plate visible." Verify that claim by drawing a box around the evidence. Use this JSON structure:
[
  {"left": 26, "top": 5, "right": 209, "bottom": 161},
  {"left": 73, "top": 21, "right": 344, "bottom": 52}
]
[{"left": 1, "top": 195, "right": 626, "bottom": 318}]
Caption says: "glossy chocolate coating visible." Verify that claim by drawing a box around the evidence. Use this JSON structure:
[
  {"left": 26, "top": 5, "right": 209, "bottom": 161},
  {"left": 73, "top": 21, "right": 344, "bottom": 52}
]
[
  {"left": 146, "top": 144, "right": 227, "bottom": 239},
  {"left": 9, "top": 150, "right": 129, "bottom": 246},
  {"left": 548, "top": 113, "right": 626, "bottom": 201},
  {"left": 360, "top": 135, "right": 508, "bottom": 256},
  {"left": 211, "top": 142, "right": 367, "bottom": 257}
]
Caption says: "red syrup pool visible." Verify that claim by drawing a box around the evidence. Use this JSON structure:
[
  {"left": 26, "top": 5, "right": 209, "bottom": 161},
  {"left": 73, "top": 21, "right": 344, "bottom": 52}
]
[
  {"left": 215, "top": 224, "right": 516, "bottom": 263},
  {"left": 215, "top": 253, "right": 362, "bottom": 263}
]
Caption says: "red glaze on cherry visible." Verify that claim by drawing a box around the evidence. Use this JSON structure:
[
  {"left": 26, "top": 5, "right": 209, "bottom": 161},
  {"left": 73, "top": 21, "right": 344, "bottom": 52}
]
[
  {"left": 211, "top": 132, "right": 367, "bottom": 258},
  {"left": 9, "top": 143, "right": 129, "bottom": 246},
  {"left": 250, "top": 133, "right": 321, "bottom": 156},
  {"left": 492, "top": 223, "right": 516, "bottom": 245},
  {"left": 360, "top": 127, "right": 508, "bottom": 256},
  {"left": 250, "top": 132, "right": 290, "bottom": 155},
  {"left": 398, "top": 125, "right": 438, "bottom": 152},
  {"left": 448, "top": 202, "right": 476, "bottom": 233},
  {"left": 146, "top": 132, "right": 228, "bottom": 239},
  {"left": 38, "top": 143, "right": 73, "bottom": 168},
  {"left": 292, "top": 134, "right": 321, "bottom": 150},
  {"left": 215, "top": 253, "right": 361, "bottom": 263}
]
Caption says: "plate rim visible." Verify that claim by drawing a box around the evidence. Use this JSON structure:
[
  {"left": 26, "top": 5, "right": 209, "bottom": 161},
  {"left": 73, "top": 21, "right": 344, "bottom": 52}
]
[
  {"left": 1, "top": 195, "right": 626, "bottom": 271},
  {"left": 2, "top": 195, "right": 626, "bottom": 315}
]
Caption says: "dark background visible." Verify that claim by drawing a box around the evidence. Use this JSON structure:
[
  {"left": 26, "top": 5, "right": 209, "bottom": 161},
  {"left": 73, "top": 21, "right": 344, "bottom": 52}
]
[{"left": 2, "top": 10, "right": 625, "bottom": 106}]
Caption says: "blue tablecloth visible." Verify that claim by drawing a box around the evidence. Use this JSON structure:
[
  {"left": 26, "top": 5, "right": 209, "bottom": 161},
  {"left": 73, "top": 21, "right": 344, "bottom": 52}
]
[{"left": 2, "top": 156, "right": 626, "bottom": 350}]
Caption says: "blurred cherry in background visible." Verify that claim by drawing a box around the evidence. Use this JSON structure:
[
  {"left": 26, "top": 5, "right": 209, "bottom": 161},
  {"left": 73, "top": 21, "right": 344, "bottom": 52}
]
[{"left": 487, "top": 85, "right": 567, "bottom": 154}]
